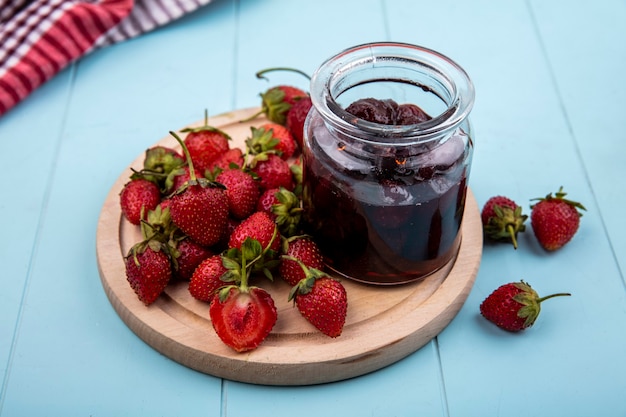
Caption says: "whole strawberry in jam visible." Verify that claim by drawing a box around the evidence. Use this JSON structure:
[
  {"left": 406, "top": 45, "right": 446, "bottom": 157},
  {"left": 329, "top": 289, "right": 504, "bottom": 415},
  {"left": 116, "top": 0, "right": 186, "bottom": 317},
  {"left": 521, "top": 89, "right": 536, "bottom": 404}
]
[
  {"left": 480, "top": 281, "right": 570, "bottom": 332},
  {"left": 481, "top": 195, "right": 527, "bottom": 249},
  {"left": 530, "top": 187, "right": 586, "bottom": 251},
  {"left": 345, "top": 98, "right": 431, "bottom": 125}
]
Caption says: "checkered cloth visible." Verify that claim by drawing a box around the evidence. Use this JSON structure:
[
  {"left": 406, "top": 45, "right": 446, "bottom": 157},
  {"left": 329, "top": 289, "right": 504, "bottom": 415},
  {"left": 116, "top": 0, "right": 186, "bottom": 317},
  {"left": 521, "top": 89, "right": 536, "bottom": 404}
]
[{"left": 0, "top": 0, "right": 212, "bottom": 116}]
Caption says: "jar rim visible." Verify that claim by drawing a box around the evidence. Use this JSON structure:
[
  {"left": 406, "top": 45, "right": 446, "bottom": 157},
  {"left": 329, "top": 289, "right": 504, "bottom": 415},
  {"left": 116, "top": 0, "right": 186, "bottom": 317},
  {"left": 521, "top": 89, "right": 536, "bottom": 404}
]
[{"left": 310, "top": 42, "right": 475, "bottom": 144}]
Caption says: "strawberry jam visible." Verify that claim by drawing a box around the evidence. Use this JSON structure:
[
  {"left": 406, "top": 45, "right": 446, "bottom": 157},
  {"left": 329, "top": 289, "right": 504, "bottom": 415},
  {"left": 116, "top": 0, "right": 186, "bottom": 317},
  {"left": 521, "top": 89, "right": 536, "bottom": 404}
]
[{"left": 302, "top": 42, "right": 475, "bottom": 285}]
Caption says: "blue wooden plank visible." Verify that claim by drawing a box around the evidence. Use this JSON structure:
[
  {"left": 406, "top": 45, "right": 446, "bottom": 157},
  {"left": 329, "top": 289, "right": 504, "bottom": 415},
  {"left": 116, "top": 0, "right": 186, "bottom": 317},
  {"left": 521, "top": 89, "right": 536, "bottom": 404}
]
[
  {"left": 0, "top": 2, "right": 239, "bottom": 415},
  {"left": 0, "top": 68, "right": 73, "bottom": 399},
  {"left": 382, "top": 1, "right": 626, "bottom": 416},
  {"left": 225, "top": 343, "right": 447, "bottom": 417},
  {"left": 530, "top": 0, "right": 626, "bottom": 278}
]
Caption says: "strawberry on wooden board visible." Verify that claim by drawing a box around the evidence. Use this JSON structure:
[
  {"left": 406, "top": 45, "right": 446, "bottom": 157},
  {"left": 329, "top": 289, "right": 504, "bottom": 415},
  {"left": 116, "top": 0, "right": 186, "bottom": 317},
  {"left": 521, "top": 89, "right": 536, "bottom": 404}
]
[
  {"left": 249, "top": 153, "right": 294, "bottom": 192},
  {"left": 120, "top": 178, "right": 161, "bottom": 225},
  {"left": 256, "top": 187, "right": 281, "bottom": 220},
  {"left": 210, "top": 286, "right": 277, "bottom": 352},
  {"left": 286, "top": 95, "right": 312, "bottom": 149},
  {"left": 279, "top": 236, "right": 324, "bottom": 286},
  {"left": 481, "top": 195, "right": 527, "bottom": 249},
  {"left": 125, "top": 242, "right": 172, "bottom": 306},
  {"left": 173, "top": 238, "right": 213, "bottom": 281},
  {"left": 228, "top": 211, "right": 280, "bottom": 253},
  {"left": 132, "top": 145, "right": 185, "bottom": 190},
  {"left": 530, "top": 187, "right": 586, "bottom": 251},
  {"left": 168, "top": 132, "right": 229, "bottom": 247},
  {"left": 208, "top": 148, "right": 244, "bottom": 173},
  {"left": 188, "top": 254, "right": 228, "bottom": 302},
  {"left": 180, "top": 111, "right": 231, "bottom": 177},
  {"left": 216, "top": 168, "right": 260, "bottom": 220},
  {"left": 246, "top": 123, "right": 297, "bottom": 160},
  {"left": 480, "top": 281, "right": 570, "bottom": 332},
  {"left": 209, "top": 238, "right": 278, "bottom": 352},
  {"left": 288, "top": 263, "right": 348, "bottom": 338}
]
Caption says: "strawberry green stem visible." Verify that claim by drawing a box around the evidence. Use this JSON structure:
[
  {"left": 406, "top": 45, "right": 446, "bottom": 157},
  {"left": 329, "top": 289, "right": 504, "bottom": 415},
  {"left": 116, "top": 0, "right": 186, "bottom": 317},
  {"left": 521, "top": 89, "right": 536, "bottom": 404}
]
[
  {"left": 256, "top": 67, "right": 311, "bottom": 81},
  {"left": 537, "top": 293, "right": 571, "bottom": 303},
  {"left": 507, "top": 225, "right": 519, "bottom": 250},
  {"left": 169, "top": 131, "right": 197, "bottom": 182}
]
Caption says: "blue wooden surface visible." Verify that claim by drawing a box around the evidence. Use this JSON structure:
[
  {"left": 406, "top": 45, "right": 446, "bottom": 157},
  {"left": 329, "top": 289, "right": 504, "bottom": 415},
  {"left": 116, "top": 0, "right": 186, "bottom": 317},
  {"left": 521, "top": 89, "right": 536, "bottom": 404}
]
[{"left": 1, "top": 0, "right": 625, "bottom": 415}]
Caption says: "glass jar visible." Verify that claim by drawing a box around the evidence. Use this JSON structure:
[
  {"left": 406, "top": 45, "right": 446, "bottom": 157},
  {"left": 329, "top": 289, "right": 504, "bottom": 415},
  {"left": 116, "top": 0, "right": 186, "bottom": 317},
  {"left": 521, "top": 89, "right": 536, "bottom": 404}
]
[{"left": 301, "top": 42, "right": 475, "bottom": 285}]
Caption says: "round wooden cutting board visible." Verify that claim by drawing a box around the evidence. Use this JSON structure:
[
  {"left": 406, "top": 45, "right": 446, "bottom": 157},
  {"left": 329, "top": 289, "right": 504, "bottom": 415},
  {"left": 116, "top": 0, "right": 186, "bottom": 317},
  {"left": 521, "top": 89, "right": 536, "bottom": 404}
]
[{"left": 96, "top": 107, "right": 483, "bottom": 386}]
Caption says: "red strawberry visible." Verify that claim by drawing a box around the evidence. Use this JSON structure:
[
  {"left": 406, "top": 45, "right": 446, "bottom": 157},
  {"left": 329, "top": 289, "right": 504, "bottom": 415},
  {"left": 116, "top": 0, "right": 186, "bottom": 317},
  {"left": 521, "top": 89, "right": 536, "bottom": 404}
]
[
  {"left": 480, "top": 281, "right": 570, "bottom": 332},
  {"left": 256, "top": 187, "right": 281, "bottom": 220},
  {"left": 279, "top": 236, "right": 324, "bottom": 286},
  {"left": 250, "top": 153, "right": 294, "bottom": 191},
  {"left": 125, "top": 243, "right": 172, "bottom": 306},
  {"left": 168, "top": 132, "right": 229, "bottom": 247},
  {"left": 210, "top": 286, "right": 277, "bottom": 352},
  {"left": 133, "top": 146, "right": 185, "bottom": 189},
  {"left": 216, "top": 169, "right": 260, "bottom": 220},
  {"left": 481, "top": 195, "right": 527, "bottom": 249},
  {"left": 530, "top": 187, "right": 586, "bottom": 251},
  {"left": 288, "top": 266, "right": 347, "bottom": 338},
  {"left": 189, "top": 255, "right": 228, "bottom": 302},
  {"left": 120, "top": 178, "right": 161, "bottom": 225},
  {"left": 208, "top": 148, "right": 244, "bottom": 173},
  {"left": 228, "top": 211, "right": 280, "bottom": 253},
  {"left": 165, "top": 165, "right": 196, "bottom": 195},
  {"left": 286, "top": 96, "right": 312, "bottom": 148},
  {"left": 259, "top": 123, "right": 297, "bottom": 160},
  {"left": 180, "top": 112, "right": 231, "bottom": 177},
  {"left": 261, "top": 85, "right": 308, "bottom": 125},
  {"left": 173, "top": 238, "right": 213, "bottom": 281}
]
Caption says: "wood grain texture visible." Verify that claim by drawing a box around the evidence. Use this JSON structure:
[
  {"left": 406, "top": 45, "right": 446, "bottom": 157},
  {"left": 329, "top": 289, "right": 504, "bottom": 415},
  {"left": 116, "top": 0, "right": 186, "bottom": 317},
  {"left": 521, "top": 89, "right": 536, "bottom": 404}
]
[{"left": 96, "top": 108, "right": 482, "bottom": 385}]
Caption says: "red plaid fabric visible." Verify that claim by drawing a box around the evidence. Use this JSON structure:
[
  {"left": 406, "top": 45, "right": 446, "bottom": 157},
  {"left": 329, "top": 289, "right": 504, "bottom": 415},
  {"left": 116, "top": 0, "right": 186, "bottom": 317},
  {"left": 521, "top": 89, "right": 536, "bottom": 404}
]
[{"left": 0, "top": 0, "right": 211, "bottom": 117}]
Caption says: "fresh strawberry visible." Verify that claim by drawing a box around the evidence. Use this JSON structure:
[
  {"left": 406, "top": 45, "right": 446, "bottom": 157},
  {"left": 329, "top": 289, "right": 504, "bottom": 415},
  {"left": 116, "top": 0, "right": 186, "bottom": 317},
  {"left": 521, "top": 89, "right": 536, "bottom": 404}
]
[
  {"left": 530, "top": 187, "right": 586, "bottom": 251},
  {"left": 168, "top": 132, "right": 229, "bottom": 247},
  {"left": 286, "top": 96, "right": 312, "bottom": 148},
  {"left": 210, "top": 286, "right": 277, "bottom": 352},
  {"left": 246, "top": 123, "right": 297, "bottom": 160},
  {"left": 132, "top": 146, "right": 185, "bottom": 190},
  {"left": 120, "top": 178, "right": 161, "bottom": 225},
  {"left": 189, "top": 254, "right": 228, "bottom": 302},
  {"left": 125, "top": 242, "right": 172, "bottom": 306},
  {"left": 208, "top": 148, "right": 244, "bottom": 173},
  {"left": 249, "top": 153, "right": 294, "bottom": 191},
  {"left": 173, "top": 238, "right": 213, "bottom": 281},
  {"left": 481, "top": 195, "right": 527, "bottom": 249},
  {"left": 209, "top": 238, "right": 278, "bottom": 352},
  {"left": 256, "top": 188, "right": 281, "bottom": 220},
  {"left": 480, "top": 281, "right": 570, "bottom": 332},
  {"left": 216, "top": 168, "right": 260, "bottom": 220},
  {"left": 288, "top": 264, "right": 347, "bottom": 338},
  {"left": 228, "top": 211, "right": 280, "bottom": 253},
  {"left": 268, "top": 187, "right": 303, "bottom": 237},
  {"left": 165, "top": 165, "right": 196, "bottom": 195},
  {"left": 180, "top": 111, "right": 231, "bottom": 177},
  {"left": 279, "top": 236, "right": 324, "bottom": 286}
]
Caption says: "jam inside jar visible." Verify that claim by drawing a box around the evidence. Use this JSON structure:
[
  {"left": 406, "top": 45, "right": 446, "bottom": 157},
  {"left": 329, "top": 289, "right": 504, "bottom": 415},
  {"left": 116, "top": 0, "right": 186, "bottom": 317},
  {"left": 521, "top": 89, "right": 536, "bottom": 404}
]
[{"left": 301, "top": 42, "right": 475, "bottom": 285}]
